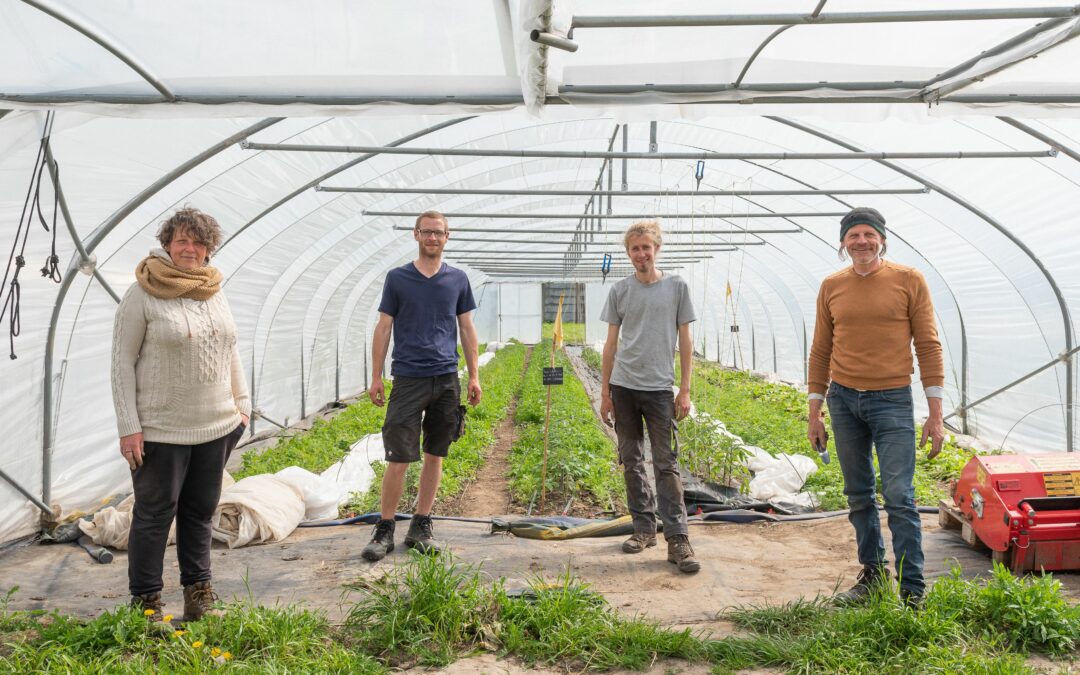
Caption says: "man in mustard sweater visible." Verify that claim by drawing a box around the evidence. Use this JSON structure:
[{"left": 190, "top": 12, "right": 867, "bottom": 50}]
[{"left": 807, "top": 207, "right": 945, "bottom": 607}]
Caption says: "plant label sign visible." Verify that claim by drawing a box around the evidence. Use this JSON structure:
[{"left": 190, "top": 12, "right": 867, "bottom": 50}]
[{"left": 543, "top": 367, "right": 564, "bottom": 385}]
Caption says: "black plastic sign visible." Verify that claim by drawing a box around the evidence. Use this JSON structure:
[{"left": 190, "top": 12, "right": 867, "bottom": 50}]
[{"left": 542, "top": 367, "right": 564, "bottom": 385}]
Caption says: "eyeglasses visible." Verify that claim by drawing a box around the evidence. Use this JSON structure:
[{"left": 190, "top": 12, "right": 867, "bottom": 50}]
[{"left": 417, "top": 229, "right": 448, "bottom": 239}]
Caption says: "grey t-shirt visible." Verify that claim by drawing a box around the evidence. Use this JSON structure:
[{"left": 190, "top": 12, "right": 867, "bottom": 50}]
[{"left": 600, "top": 272, "right": 696, "bottom": 391}]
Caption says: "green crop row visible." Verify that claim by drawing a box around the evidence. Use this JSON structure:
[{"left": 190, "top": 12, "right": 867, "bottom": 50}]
[
  {"left": 688, "top": 361, "right": 985, "bottom": 511},
  {"left": 508, "top": 340, "right": 624, "bottom": 510}
]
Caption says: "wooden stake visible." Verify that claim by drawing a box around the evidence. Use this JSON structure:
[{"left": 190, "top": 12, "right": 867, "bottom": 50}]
[{"left": 539, "top": 340, "right": 557, "bottom": 512}]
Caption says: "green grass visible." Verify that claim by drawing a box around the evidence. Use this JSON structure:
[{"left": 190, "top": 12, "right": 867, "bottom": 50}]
[
  {"left": 3, "top": 560, "right": 1076, "bottom": 672},
  {"left": 542, "top": 321, "right": 586, "bottom": 344},
  {"left": 718, "top": 563, "right": 1080, "bottom": 672},
  {"left": 342, "top": 343, "right": 528, "bottom": 514},
  {"left": 580, "top": 345, "right": 602, "bottom": 372},
  {"left": 509, "top": 340, "right": 624, "bottom": 510},
  {"left": 0, "top": 587, "right": 383, "bottom": 673},
  {"left": 688, "top": 360, "right": 987, "bottom": 511},
  {"left": 234, "top": 395, "right": 389, "bottom": 479}
]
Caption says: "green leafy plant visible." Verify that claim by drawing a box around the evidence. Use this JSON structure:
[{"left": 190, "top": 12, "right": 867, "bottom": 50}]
[
  {"left": 508, "top": 341, "right": 624, "bottom": 510},
  {"left": 678, "top": 413, "right": 751, "bottom": 492}
]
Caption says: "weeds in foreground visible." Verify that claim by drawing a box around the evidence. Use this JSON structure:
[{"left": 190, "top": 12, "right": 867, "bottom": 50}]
[{"left": 2, "top": 559, "right": 1076, "bottom": 672}]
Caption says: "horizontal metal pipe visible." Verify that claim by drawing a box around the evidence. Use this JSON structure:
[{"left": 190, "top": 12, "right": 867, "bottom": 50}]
[
  {"left": 561, "top": 80, "right": 926, "bottom": 94},
  {"left": 397, "top": 224, "right": 803, "bottom": 235},
  {"left": 945, "top": 94, "right": 1080, "bottom": 103},
  {"left": 449, "top": 253, "right": 718, "bottom": 259},
  {"left": 243, "top": 141, "right": 1055, "bottom": 161},
  {"left": 530, "top": 30, "right": 579, "bottom": 52},
  {"left": 319, "top": 185, "right": 929, "bottom": 197},
  {"left": 448, "top": 248, "right": 731, "bottom": 255},
  {"left": 0, "top": 93, "right": 526, "bottom": 106},
  {"left": 374, "top": 210, "right": 841, "bottom": 219},
  {"left": 571, "top": 7, "right": 1080, "bottom": 28},
  {"left": 393, "top": 226, "right": 802, "bottom": 235},
  {"left": 440, "top": 236, "right": 762, "bottom": 246}
]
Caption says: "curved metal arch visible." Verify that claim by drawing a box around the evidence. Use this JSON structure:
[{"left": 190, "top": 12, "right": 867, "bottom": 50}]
[
  {"left": 770, "top": 115, "right": 1075, "bottom": 450},
  {"left": 20, "top": 0, "right": 176, "bottom": 101},
  {"left": 40, "top": 117, "right": 282, "bottom": 507}
]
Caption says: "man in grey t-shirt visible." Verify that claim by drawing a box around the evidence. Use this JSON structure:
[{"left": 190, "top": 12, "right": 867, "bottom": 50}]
[{"left": 599, "top": 220, "right": 700, "bottom": 574}]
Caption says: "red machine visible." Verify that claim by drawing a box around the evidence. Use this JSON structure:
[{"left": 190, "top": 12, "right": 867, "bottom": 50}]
[{"left": 944, "top": 453, "right": 1080, "bottom": 573}]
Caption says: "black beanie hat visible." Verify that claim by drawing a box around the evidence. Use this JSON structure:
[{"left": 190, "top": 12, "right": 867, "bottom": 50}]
[{"left": 840, "top": 207, "right": 886, "bottom": 240}]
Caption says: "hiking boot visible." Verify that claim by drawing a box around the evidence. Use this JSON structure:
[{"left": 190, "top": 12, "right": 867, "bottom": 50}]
[
  {"left": 362, "top": 519, "right": 396, "bottom": 561},
  {"left": 666, "top": 535, "right": 701, "bottom": 573},
  {"left": 622, "top": 532, "right": 657, "bottom": 554},
  {"left": 404, "top": 514, "right": 440, "bottom": 555},
  {"left": 182, "top": 581, "right": 221, "bottom": 622},
  {"left": 833, "top": 565, "right": 890, "bottom": 606},
  {"left": 131, "top": 592, "right": 165, "bottom": 622},
  {"left": 900, "top": 587, "right": 924, "bottom": 610}
]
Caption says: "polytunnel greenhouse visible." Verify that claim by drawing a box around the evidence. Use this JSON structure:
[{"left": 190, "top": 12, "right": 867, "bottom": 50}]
[{"left": 1, "top": 1, "right": 1079, "bottom": 671}]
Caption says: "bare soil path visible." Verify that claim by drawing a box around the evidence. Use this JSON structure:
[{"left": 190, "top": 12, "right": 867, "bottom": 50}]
[{"left": 441, "top": 346, "right": 533, "bottom": 518}]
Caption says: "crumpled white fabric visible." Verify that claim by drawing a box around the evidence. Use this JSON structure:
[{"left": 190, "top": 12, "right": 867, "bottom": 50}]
[{"left": 211, "top": 473, "right": 306, "bottom": 548}]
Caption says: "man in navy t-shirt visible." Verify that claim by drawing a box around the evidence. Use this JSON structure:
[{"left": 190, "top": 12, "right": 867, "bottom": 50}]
[{"left": 362, "top": 210, "right": 482, "bottom": 561}]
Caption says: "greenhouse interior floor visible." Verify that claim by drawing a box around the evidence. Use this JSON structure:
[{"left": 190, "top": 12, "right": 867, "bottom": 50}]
[{"left": 2, "top": 512, "right": 1076, "bottom": 633}]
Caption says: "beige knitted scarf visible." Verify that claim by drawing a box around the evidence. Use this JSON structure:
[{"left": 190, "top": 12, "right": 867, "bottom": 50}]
[{"left": 136, "top": 254, "right": 223, "bottom": 300}]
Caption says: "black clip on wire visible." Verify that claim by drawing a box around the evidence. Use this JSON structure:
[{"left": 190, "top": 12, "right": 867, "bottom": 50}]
[{"left": 601, "top": 252, "right": 612, "bottom": 283}]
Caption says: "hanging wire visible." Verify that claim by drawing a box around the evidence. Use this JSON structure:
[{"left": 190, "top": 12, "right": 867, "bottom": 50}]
[{"left": 2, "top": 111, "right": 57, "bottom": 359}]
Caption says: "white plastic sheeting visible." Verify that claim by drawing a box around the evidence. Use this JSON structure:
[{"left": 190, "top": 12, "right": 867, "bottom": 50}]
[{"left": 2, "top": 1, "right": 1080, "bottom": 546}]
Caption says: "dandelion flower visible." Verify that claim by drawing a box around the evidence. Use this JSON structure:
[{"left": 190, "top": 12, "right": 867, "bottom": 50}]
[
  {"left": 143, "top": 609, "right": 155, "bottom": 616},
  {"left": 210, "top": 647, "right": 222, "bottom": 657},
  {"left": 162, "top": 614, "right": 173, "bottom": 623},
  {"left": 192, "top": 641, "right": 204, "bottom": 649},
  {"left": 222, "top": 652, "right": 232, "bottom": 661},
  {"left": 173, "top": 630, "right": 186, "bottom": 638}
]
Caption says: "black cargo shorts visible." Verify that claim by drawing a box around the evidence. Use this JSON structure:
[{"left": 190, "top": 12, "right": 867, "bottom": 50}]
[{"left": 382, "top": 373, "right": 462, "bottom": 462}]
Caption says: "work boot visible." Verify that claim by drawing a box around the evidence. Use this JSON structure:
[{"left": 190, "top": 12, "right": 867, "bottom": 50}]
[
  {"left": 833, "top": 565, "right": 890, "bottom": 606},
  {"left": 666, "top": 535, "right": 701, "bottom": 573},
  {"left": 900, "top": 587, "right": 924, "bottom": 611},
  {"left": 182, "top": 581, "right": 221, "bottom": 622},
  {"left": 404, "top": 514, "right": 440, "bottom": 554},
  {"left": 131, "top": 592, "right": 165, "bottom": 622},
  {"left": 622, "top": 532, "right": 657, "bottom": 554},
  {"left": 362, "top": 519, "right": 396, "bottom": 561}
]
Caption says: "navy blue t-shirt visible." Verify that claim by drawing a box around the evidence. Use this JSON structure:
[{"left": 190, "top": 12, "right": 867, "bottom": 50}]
[{"left": 378, "top": 262, "right": 477, "bottom": 377}]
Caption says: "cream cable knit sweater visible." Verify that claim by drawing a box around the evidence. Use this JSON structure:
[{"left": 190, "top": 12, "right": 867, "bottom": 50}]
[{"left": 111, "top": 258, "right": 251, "bottom": 445}]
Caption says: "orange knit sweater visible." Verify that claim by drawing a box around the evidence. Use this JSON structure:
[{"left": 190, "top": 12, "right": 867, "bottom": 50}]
[{"left": 808, "top": 261, "right": 944, "bottom": 395}]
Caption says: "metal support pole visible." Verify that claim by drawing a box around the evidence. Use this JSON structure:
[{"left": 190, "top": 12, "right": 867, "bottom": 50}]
[
  {"left": 363, "top": 331, "right": 369, "bottom": 386},
  {"left": 335, "top": 334, "right": 341, "bottom": 403},
  {"left": 244, "top": 141, "right": 1054, "bottom": 162},
  {"left": 621, "top": 124, "right": 628, "bottom": 191},
  {"left": 0, "top": 466, "right": 53, "bottom": 515},
  {"left": 250, "top": 347, "right": 257, "bottom": 437},
  {"left": 299, "top": 335, "right": 306, "bottom": 420},
  {"left": 571, "top": 8, "right": 1080, "bottom": 29},
  {"left": 530, "top": 29, "right": 579, "bottom": 52},
  {"left": 649, "top": 121, "right": 658, "bottom": 153},
  {"left": 319, "top": 185, "right": 928, "bottom": 197},
  {"left": 397, "top": 226, "right": 796, "bottom": 237},
  {"left": 373, "top": 210, "right": 844, "bottom": 219}
]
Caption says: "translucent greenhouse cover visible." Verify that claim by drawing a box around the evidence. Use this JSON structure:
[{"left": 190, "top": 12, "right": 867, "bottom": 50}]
[{"left": 2, "top": 0, "right": 1080, "bottom": 545}]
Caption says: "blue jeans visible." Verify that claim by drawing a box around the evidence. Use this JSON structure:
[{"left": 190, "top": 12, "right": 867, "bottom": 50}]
[{"left": 827, "top": 382, "right": 924, "bottom": 594}]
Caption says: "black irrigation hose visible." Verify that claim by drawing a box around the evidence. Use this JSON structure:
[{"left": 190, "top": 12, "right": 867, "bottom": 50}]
[{"left": 298, "top": 512, "right": 492, "bottom": 528}]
